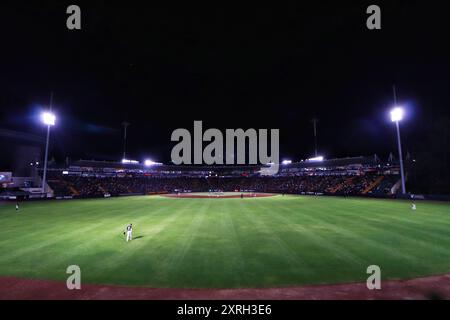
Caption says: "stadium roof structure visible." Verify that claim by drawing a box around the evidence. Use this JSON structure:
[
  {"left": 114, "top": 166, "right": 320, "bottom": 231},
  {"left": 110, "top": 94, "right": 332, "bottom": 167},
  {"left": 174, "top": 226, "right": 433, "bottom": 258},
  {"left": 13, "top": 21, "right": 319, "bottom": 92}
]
[
  {"left": 69, "top": 160, "right": 262, "bottom": 172},
  {"left": 50, "top": 155, "right": 392, "bottom": 172},
  {"left": 285, "top": 156, "right": 382, "bottom": 169}
]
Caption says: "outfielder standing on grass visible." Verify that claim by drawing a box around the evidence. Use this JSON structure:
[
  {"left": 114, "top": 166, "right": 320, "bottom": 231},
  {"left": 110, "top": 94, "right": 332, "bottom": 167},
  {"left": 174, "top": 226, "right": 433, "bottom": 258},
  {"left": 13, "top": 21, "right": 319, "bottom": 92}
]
[
  {"left": 124, "top": 223, "right": 133, "bottom": 242},
  {"left": 411, "top": 195, "right": 417, "bottom": 211},
  {"left": 15, "top": 202, "right": 19, "bottom": 212}
]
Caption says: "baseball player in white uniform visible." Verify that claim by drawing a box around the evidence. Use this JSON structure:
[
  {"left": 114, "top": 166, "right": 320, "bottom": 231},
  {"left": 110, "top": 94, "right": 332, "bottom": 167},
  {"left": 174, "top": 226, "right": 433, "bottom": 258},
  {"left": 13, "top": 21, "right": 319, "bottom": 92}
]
[
  {"left": 411, "top": 195, "right": 417, "bottom": 211},
  {"left": 125, "top": 224, "right": 133, "bottom": 242}
]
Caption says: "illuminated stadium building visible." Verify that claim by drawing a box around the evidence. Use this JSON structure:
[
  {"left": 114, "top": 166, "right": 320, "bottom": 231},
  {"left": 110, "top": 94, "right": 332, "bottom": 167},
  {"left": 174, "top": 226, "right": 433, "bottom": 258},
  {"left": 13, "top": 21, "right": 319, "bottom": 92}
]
[{"left": 0, "top": 155, "right": 407, "bottom": 200}]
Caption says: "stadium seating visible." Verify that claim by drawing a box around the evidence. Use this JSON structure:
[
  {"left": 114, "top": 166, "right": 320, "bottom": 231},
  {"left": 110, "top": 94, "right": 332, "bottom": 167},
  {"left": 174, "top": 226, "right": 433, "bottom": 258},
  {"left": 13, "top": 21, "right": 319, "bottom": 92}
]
[
  {"left": 47, "top": 174, "right": 398, "bottom": 199},
  {"left": 40, "top": 157, "right": 402, "bottom": 199}
]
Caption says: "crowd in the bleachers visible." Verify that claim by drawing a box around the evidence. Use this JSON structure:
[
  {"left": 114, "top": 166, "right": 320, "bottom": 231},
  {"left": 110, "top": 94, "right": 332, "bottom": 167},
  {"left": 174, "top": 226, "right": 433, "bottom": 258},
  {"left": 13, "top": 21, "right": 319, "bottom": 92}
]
[{"left": 48, "top": 173, "right": 398, "bottom": 198}]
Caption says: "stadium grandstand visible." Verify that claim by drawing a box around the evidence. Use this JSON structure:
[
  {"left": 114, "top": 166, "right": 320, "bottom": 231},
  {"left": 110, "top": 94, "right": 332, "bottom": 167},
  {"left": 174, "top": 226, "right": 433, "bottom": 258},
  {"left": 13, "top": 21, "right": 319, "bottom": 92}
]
[{"left": 0, "top": 155, "right": 406, "bottom": 200}]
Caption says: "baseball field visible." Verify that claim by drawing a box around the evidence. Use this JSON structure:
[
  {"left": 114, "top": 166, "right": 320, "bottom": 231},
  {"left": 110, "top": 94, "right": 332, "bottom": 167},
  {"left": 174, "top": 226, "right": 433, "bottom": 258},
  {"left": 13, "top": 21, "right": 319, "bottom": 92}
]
[{"left": 1, "top": 194, "right": 450, "bottom": 291}]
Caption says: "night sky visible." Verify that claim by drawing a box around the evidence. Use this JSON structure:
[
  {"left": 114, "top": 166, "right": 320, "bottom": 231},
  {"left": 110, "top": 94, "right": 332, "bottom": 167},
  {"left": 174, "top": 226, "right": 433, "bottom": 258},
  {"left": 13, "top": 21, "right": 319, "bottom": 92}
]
[{"left": 1, "top": 1, "right": 450, "bottom": 169}]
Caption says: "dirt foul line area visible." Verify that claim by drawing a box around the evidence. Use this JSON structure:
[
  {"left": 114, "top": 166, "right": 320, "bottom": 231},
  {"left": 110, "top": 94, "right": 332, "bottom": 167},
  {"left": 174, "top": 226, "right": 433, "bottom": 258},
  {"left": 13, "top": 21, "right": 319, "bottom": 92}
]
[{"left": 1, "top": 274, "right": 450, "bottom": 300}]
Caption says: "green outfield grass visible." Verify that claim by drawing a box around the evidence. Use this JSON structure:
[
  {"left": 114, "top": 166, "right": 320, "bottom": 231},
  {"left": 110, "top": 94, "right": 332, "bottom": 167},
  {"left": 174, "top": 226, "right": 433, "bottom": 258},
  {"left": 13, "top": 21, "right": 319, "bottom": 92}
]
[{"left": 1, "top": 195, "right": 450, "bottom": 289}]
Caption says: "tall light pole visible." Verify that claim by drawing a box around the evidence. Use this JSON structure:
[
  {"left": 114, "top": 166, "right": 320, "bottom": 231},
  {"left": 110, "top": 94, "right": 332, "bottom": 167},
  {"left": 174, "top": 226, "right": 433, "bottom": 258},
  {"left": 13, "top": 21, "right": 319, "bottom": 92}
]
[
  {"left": 122, "top": 122, "right": 130, "bottom": 160},
  {"left": 311, "top": 117, "right": 319, "bottom": 157},
  {"left": 41, "top": 96, "right": 56, "bottom": 195},
  {"left": 390, "top": 107, "right": 406, "bottom": 195}
]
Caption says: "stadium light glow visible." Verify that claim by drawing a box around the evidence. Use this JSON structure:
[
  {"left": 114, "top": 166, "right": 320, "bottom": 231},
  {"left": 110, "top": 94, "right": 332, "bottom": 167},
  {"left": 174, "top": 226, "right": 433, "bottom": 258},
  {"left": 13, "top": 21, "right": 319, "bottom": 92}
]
[
  {"left": 390, "top": 107, "right": 404, "bottom": 122},
  {"left": 144, "top": 159, "right": 162, "bottom": 167},
  {"left": 307, "top": 156, "right": 324, "bottom": 162},
  {"left": 122, "top": 159, "right": 139, "bottom": 164},
  {"left": 41, "top": 112, "right": 56, "bottom": 126},
  {"left": 282, "top": 160, "right": 292, "bottom": 165}
]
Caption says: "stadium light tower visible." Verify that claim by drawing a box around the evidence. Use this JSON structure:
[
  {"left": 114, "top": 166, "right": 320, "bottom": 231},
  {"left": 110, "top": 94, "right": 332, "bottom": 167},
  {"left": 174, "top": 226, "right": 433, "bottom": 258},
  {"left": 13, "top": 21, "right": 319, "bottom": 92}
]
[
  {"left": 41, "top": 96, "right": 56, "bottom": 195},
  {"left": 390, "top": 107, "right": 406, "bottom": 195},
  {"left": 311, "top": 117, "right": 319, "bottom": 157},
  {"left": 122, "top": 122, "right": 131, "bottom": 160}
]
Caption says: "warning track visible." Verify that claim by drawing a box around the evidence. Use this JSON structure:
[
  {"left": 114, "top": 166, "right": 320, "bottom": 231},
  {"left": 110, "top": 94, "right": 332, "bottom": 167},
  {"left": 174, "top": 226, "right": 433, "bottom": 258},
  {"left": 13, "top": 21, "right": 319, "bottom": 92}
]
[{"left": 1, "top": 274, "right": 450, "bottom": 300}]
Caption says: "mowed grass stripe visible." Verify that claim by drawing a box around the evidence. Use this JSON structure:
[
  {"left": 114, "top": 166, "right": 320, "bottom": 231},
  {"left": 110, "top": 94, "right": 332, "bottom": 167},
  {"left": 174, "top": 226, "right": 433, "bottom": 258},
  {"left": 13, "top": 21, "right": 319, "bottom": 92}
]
[
  {"left": 253, "top": 200, "right": 371, "bottom": 284},
  {"left": 186, "top": 200, "right": 248, "bottom": 288},
  {"left": 234, "top": 198, "right": 314, "bottom": 287},
  {"left": 237, "top": 200, "right": 319, "bottom": 286}
]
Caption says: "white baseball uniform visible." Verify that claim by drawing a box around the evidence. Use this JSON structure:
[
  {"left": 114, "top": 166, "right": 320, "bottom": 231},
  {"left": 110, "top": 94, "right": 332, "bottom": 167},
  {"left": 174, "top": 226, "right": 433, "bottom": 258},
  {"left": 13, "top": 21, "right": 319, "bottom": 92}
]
[{"left": 126, "top": 225, "right": 133, "bottom": 241}]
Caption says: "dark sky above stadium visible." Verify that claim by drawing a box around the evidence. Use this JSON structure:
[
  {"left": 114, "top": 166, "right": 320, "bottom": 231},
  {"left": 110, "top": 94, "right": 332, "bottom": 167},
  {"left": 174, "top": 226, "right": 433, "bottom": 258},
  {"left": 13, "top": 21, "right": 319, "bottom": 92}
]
[{"left": 1, "top": 1, "right": 450, "bottom": 168}]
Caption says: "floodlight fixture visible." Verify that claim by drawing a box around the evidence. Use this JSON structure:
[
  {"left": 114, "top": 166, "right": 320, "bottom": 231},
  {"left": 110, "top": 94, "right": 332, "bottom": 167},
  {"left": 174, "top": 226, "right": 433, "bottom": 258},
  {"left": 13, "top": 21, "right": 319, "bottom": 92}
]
[
  {"left": 307, "top": 156, "right": 324, "bottom": 162},
  {"left": 390, "top": 107, "right": 404, "bottom": 122},
  {"left": 42, "top": 112, "right": 56, "bottom": 126}
]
